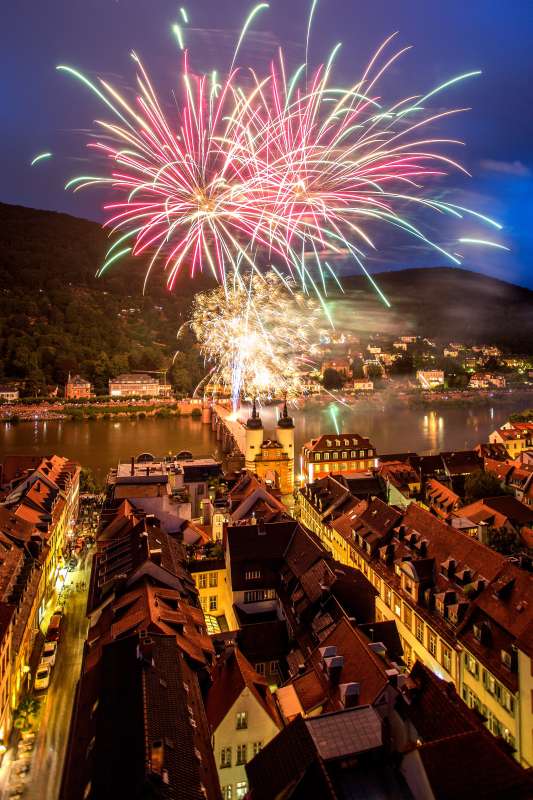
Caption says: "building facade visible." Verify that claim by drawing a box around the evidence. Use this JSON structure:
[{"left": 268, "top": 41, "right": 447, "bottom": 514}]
[
  {"left": 64, "top": 374, "right": 92, "bottom": 399},
  {"left": 302, "top": 433, "right": 377, "bottom": 482},
  {"left": 108, "top": 373, "right": 172, "bottom": 398}
]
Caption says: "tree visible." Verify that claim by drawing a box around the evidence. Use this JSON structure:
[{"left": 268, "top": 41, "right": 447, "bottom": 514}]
[
  {"left": 322, "top": 368, "right": 344, "bottom": 390},
  {"left": 464, "top": 469, "right": 507, "bottom": 503},
  {"left": 364, "top": 363, "right": 383, "bottom": 380},
  {"left": 390, "top": 354, "right": 414, "bottom": 375},
  {"left": 80, "top": 467, "right": 102, "bottom": 494},
  {"left": 487, "top": 526, "right": 521, "bottom": 556}
]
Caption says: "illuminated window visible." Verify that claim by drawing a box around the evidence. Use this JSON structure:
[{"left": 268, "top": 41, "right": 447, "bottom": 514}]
[
  {"left": 428, "top": 630, "right": 437, "bottom": 657},
  {"left": 333, "top": 452, "right": 339, "bottom": 460},
  {"left": 415, "top": 617, "right": 424, "bottom": 643},
  {"left": 209, "top": 595, "right": 217, "bottom": 611},
  {"left": 403, "top": 606, "right": 412, "bottom": 630},
  {"left": 441, "top": 643, "right": 452, "bottom": 674},
  {"left": 198, "top": 574, "right": 207, "bottom": 589},
  {"left": 253, "top": 741, "right": 263, "bottom": 756},
  {"left": 236, "top": 744, "right": 247, "bottom": 764},
  {"left": 222, "top": 786, "right": 233, "bottom": 800},
  {"left": 236, "top": 712, "right": 248, "bottom": 730},
  {"left": 220, "top": 747, "right": 232, "bottom": 768},
  {"left": 245, "top": 570, "right": 261, "bottom": 580},
  {"left": 209, "top": 573, "right": 218, "bottom": 588},
  {"left": 342, "top": 452, "right": 348, "bottom": 460},
  {"left": 236, "top": 782, "right": 248, "bottom": 800},
  {"left": 393, "top": 594, "right": 401, "bottom": 617},
  {"left": 324, "top": 453, "right": 330, "bottom": 461}
]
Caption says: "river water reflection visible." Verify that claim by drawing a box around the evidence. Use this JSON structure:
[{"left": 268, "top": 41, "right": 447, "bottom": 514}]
[{"left": 0, "top": 399, "right": 527, "bottom": 484}]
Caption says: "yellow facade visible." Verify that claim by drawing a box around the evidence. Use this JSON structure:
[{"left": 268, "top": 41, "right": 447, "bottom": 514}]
[
  {"left": 193, "top": 566, "right": 238, "bottom": 631},
  {"left": 253, "top": 443, "right": 293, "bottom": 496}
]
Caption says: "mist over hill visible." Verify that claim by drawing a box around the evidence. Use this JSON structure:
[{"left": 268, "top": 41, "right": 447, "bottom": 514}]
[{"left": 0, "top": 202, "right": 532, "bottom": 394}]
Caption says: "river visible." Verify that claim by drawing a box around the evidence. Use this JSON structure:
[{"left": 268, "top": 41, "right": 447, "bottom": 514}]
[{"left": 0, "top": 397, "right": 529, "bottom": 485}]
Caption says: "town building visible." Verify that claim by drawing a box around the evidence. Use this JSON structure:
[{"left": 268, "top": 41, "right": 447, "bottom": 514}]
[
  {"left": 424, "top": 478, "right": 460, "bottom": 519},
  {"left": 490, "top": 424, "right": 533, "bottom": 458},
  {"left": 297, "top": 492, "right": 533, "bottom": 767},
  {"left": 469, "top": 372, "right": 506, "bottom": 390},
  {"left": 108, "top": 372, "right": 172, "bottom": 398},
  {"left": 301, "top": 433, "right": 377, "bottom": 482},
  {"left": 64, "top": 374, "right": 92, "bottom": 399},
  {"left": 321, "top": 358, "right": 351, "bottom": 378},
  {"left": 206, "top": 647, "right": 282, "bottom": 800},
  {"left": 61, "top": 498, "right": 220, "bottom": 800},
  {"left": 352, "top": 378, "right": 373, "bottom": 392},
  {"left": 416, "top": 369, "right": 444, "bottom": 389},
  {"left": 0, "top": 386, "right": 19, "bottom": 402}
]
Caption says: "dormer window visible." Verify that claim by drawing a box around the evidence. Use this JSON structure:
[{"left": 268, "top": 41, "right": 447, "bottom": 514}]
[
  {"left": 501, "top": 649, "right": 513, "bottom": 670},
  {"left": 326, "top": 439, "right": 332, "bottom": 447},
  {"left": 335, "top": 439, "right": 341, "bottom": 447},
  {"left": 344, "top": 439, "right": 349, "bottom": 446},
  {"left": 473, "top": 624, "right": 482, "bottom": 641}
]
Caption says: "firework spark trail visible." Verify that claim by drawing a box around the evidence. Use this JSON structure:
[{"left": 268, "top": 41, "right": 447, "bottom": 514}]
[
  {"left": 184, "top": 271, "right": 322, "bottom": 409},
  {"left": 58, "top": 1, "right": 506, "bottom": 306}
]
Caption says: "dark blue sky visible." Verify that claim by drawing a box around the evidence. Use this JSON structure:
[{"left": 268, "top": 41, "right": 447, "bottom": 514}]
[{"left": 3, "top": 1, "right": 533, "bottom": 286}]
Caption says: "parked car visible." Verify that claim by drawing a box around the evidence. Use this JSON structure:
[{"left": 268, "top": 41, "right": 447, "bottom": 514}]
[
  {"left": 45, "top": 613, "right": 62, "bottom": 642},
  {"left": 34, "top": 663, "right": 51, "bottom": 691},
  {"left": 41, "top": 640, "right": 57, "bottom": 668}
]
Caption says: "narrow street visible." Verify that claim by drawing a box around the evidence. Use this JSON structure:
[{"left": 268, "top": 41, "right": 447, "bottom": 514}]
[{"left": 6, "top": 555, "right": 91, "bottom": 800}]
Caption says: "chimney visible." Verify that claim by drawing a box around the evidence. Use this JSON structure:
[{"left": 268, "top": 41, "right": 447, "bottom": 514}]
[
  {"left": 339, "top": 682, "right": 360, "bottom": 708},
  {"left": 131, "top": 456, "right": 135, "bottom": 476},
  {"left": 325, "top": 655, "right": 344, "bottom": 686},
  {"left": 138, "top": 634, "right": 154, "bottom": 665}
]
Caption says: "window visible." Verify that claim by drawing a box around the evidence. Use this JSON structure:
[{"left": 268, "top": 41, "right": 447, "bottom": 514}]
[
  {"left": 255, "top": 662, "right": 265, "bottom": 675},
  {"left": 209, "top": 595, "right": 217, "bottom": 611},
  {"left": 244, "top": 589, "right": 275, "bottom": 603},
  {"left": 220, "top": 747, "right": 232, "bottom": 768},
  {"left": 315, "top": 452, "right": 321, "bottom": 461},
  {"left": 269, "top": 660, "right": 279, "bottom": 675},
  {"left": 245, "top": 570, "right": 261, "bottom": 580},
  {"left": 324, "top": 452, "right": 330, "bottom": 461},
  {"left": 403, "top": 641, "right": 412, "bottom": 668},
  {"left": 253, "top": 741, "right": 263, "bottom": 756},
  {"left": 403, "top": 605, "right": 412, "bottom": 630},
  {"left": 351, "top": 451, "right": 356, "bottom": 458},
  {"left": 222, "top": 787, "right": 233, "bottom": 800},
  {"left": 415, "top": 617, "right": 424, "bottom": 643},
  {"left": 332, "top": 452, "right": 338, "bottom": 460},
  {"left": 501, "top": 650, "right": 512, "bottom": 669},
  {"left": 236, "top": 744, "right": 247, "bottom": 765},
  {"left": 428, "top": 630, "right": 437, "bottom": 657},
  {"left": 441, "top": 643, "right": 452, "bottom": 674},
  {"left": 393, "top": 594, "right": 401, "bottom": 617},
  {"left": 236, "top": 711, "right": 248, "bottom": 730},
  {"left": 342, "top": 451, "right": 348, "bottom": 460},
  {"left": 236, "top": 782, "right": 248, "bottom": 800},
  {"left": 209, "top": 573, "right": 218, "bottom": 588},
  {"left": 464, "top": 652, "right": 479, "bottom": 678},
  {"left": 198, "top": 574, "right": 207, "bottom": 589},
  {"left": 359, "top": 450, "right": 365, "bottom": 458},
  {"left": 384, "top": 587, "right": 392, "bottom": 608}
]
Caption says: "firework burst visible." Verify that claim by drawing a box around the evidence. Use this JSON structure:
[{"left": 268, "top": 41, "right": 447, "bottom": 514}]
[
  {"left": 59, "top": 2, "right": 505, "bottom": 304},
  {"left": 184, "top": 271, "right": 322, "bottom": 408}
]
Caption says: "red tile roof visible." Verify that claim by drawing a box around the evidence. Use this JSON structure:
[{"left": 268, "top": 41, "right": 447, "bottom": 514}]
[{"left": 206, "top": 647, "right": 282, "bottom": 731}]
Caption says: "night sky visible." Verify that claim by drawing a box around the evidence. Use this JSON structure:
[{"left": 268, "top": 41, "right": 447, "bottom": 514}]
[{"left": 3, "top": 0, "right": 533, "bottom": 286}]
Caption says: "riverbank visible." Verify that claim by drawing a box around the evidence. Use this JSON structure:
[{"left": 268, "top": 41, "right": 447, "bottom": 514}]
[{"left": 0, "top": 398, "right": 204, "bottom": 423}]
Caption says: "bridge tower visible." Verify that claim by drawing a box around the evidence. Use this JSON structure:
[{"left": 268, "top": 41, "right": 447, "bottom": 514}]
[
  {"left": 245, "top": 398, "right": 263, "bottom": 473},
  {"left": 276, "top": 399, "right": 295, "bottom": 494}
]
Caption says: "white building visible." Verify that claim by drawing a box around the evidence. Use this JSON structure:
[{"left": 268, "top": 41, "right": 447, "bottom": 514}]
[{"left": 206, "top": 648, "right": 282, "bottom": 800}]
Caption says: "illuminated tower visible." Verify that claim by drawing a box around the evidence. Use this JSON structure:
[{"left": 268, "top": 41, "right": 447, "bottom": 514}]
[
  {"left": 276, "top": 399, "right": 295, "bottom": 495},
  {"left": 245, "top": 398, "right": 263, "bottom": 473}
]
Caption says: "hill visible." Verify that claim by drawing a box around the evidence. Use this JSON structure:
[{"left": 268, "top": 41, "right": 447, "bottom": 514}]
[
  {"left": 0, "top": 202, "right": 213, "bottom": 395},
  {"left": 336, "top": 268, "right": 533, "bottom": 350},
  {"left": 0, "top": 202, "right": 532, "bottom": 395}
]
